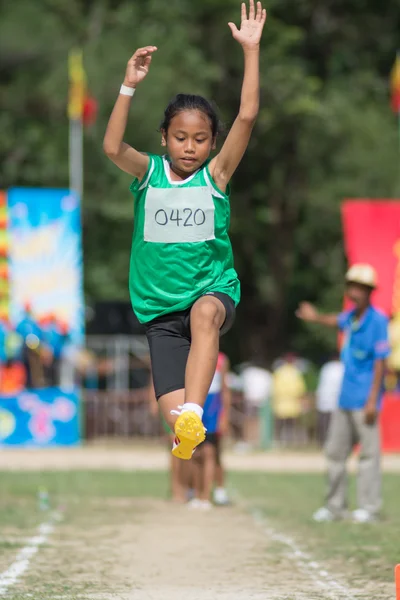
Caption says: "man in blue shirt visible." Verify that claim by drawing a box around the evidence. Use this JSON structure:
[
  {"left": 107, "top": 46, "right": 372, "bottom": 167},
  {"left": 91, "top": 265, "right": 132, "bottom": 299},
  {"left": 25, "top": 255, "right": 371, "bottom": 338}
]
[{"left": 297, "top": 264, "right": 390, "bottom": 523}]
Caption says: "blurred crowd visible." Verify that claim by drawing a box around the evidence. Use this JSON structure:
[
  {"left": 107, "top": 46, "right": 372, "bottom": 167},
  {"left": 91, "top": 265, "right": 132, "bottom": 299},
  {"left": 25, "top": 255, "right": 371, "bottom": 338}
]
[
  {"left": 81, "top": 347, "right": 344, "bottom": 449},
  {"left": 0, "top": 303, "right": 72, "bottom": 394},
  {"left": 230, "top": 352, "right": 344, "bottom": 449}
]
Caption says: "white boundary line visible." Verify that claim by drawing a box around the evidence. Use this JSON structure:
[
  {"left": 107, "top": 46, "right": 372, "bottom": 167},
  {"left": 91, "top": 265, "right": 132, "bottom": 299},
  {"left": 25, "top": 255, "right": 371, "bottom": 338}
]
[
  {"left": 250, "top": 508, "right": 359, "bottom": 600},
  {"left": 230, "top": 485, "right": 359, "bottom": 600},
  {"left": 0, "top": 512, "right": 61, "bottom": 596}
]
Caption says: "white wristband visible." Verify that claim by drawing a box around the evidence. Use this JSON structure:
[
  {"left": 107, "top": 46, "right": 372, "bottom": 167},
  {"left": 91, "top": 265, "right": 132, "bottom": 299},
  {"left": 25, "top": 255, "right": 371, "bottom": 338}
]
[{"left": 120, "top": 84, "right": 135, "bottom": 97}]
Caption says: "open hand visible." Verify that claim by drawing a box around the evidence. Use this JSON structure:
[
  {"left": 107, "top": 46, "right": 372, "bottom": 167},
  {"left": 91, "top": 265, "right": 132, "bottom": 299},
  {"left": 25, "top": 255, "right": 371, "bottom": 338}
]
[
  {"left": 296, "top": 302, "right": 319, "bottom": 322},
  {"left": 364, "top": 399, "right": 378, "bottom": 425},
  {"left": 124, "top": 46, "right": 157, "bottom": 88},
  {"left": 228, "top": 0, "right": 267, "bottom": 49}
]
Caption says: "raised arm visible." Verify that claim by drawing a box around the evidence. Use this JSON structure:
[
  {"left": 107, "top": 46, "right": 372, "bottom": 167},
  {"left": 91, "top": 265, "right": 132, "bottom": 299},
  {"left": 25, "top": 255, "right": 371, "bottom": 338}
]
[
  {"left": 209, "top": 0, "right": 267, "bottom": 191},
  {"left": 103, "top": 46, "right": 157, "bottom": 179}
]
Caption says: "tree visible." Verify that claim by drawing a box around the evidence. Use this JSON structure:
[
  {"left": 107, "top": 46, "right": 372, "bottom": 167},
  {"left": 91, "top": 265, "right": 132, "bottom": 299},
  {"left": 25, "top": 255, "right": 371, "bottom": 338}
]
[{"left": 1, "top": 0, "right": 399, "bottom": 364}]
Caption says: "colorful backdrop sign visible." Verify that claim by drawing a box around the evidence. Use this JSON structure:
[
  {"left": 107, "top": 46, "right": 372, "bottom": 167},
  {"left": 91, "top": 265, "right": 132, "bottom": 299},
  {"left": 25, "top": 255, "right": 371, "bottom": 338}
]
[
  {"left": 0, "top": 192, "right": 10, "bottom": 320},
  {"left": 0, "top": 387, "right": 80, "bottom": 447},
  {"left": 7, "top": 188, "right": 84, "bottom": 344},
  {"left": 342, "top": 200, "right": 400, "bottom": 316}
]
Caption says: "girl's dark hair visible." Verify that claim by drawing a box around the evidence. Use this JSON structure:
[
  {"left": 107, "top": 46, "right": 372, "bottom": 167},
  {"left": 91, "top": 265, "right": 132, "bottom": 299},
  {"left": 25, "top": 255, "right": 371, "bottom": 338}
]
[{"left": 160, "top": 94, "right": 222, "bottom": 138}]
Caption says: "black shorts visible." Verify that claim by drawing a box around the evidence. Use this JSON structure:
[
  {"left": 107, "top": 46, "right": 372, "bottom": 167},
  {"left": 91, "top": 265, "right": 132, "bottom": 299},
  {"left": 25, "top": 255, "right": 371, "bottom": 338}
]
[
  {"left": 198, "top": 433, "right": 222, "bottom": 458},
  {"left": 203, "top": 432, "right": 219, "bottom": 447},
  {"left": 146, "top": 292, "right": 235, "bottom": 399}
]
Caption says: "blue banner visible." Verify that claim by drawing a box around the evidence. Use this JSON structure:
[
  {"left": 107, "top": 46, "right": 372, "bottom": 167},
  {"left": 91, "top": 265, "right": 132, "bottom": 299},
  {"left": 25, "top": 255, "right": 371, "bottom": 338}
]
[
  {"left": 7, "top": 188, "right": 84, "bottom": 345},
  {"left": 0, "top": 387, "right": 80, "bottom": 447}
]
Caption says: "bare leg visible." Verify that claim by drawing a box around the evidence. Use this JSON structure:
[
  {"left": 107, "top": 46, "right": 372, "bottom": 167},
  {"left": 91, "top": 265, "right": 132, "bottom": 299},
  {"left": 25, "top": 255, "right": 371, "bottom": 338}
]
[
  {"left": 157, "top": 297, "right": 225, "bottom": 462},
  {"left": 185, "top": 296, "right": 226, "bottom": 406},
  {"left": 180, "top": 460, "right": 193, "bottom": 500},
  {"left": 213, "top": 437, "right": 230, "bottom": 504},
  {"left": 245, "top": 410, "right": 260, "bottom": 446},
  {"left": 168, "top": 432, "right": 187, "bottom": 503},
  {"left": 200, "top": 442, "right": 216, "bottom": 501},
  {"left": 158, "top": 389, "right": 205, "bottom": 462},
  {"left": 215, "top": 462, "right": 224, "bottom": 488},
  {"left": 191, "top": 444, "right": 204, "bottom": 500},
  {"left": 159, "top": 389, "right": 185, "bottom": 430},
  {"left": 185, "top": 458, "right": 195, "bottom": 497},
  {"left": 214, "top": 435, "right": 224, "bottom": 487}
]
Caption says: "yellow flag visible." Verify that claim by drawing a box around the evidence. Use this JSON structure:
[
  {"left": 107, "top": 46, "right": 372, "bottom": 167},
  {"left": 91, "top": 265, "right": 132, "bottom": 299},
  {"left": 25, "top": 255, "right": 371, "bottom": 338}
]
[
  {"left": 68, "top": 49, "right": 87, "bottom": 120},
  {"left": 390, "top": 55, "right": 400, "bottom": 92}
]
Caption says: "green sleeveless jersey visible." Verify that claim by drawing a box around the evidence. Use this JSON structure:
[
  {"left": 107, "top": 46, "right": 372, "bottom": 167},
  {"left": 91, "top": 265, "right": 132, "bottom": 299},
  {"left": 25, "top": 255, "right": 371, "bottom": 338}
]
[{"left": 129, "top": 154, "right": 240, "bottom": 323}]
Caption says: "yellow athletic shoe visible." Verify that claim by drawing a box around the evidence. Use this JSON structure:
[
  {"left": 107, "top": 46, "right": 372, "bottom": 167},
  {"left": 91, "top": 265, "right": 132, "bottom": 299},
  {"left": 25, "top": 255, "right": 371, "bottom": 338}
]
[{"left": 172, "top": 410, "right": 206, "bottom": 460}]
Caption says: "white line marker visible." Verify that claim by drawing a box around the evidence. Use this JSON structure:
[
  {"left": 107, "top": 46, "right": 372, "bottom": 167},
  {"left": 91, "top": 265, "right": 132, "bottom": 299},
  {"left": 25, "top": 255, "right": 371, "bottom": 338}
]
[
  {"left": 250, "top": 507, "right": 358, "bottom": 600},
  {"left": 0, "top": 515, "right": 59, "bottom": 595}
]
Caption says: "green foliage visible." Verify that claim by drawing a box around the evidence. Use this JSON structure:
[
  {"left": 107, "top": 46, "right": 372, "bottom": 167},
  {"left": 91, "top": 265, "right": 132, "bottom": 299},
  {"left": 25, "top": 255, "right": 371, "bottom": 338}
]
[{"left": 1, "top": 0, "right": 399, "bottom": 363}]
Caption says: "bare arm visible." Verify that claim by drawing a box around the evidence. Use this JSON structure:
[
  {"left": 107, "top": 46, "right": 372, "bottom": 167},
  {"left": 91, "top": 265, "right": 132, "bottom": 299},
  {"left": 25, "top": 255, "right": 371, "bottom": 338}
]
[
  {"left": 364, "top": 358, "right": 386, "bottom": 425},
  {"left": 209, "top": 0, "right": 266, "bottom": 190},
  {"left": 296, "top": 302, "right": 339, "bottom": 328},
  {"left": 103, "top": 46, "right": 157, "bottom": 179},
  {"left": 314, "top": 314, "right": 339, "bottom": 327},
  {"left": 368, "top": 359, "right": 386, "bottom": 405}
]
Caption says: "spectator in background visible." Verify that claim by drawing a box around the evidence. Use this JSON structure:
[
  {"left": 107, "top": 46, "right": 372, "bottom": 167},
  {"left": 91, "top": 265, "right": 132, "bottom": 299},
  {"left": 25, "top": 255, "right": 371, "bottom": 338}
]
[
  {"left": 15, "top": 303, "right": 45, "bottom": 388},
  {"left": 240, "top": 361, "right": 272, "bottom": 450},
  {"left": 41, "top": 315, "right": 69, "bottom": 386},
  {"left": 190, "top": 352, "right": 231, "bottom": 509},
  {"left": 271, "top": 353, "right": 306, "bottom": 445},
  {"left": 213, "top": 353, "right": 232, "bottom": 506},
  {"left": 15, "top": 303, "right": 42, "bottom": 342},
  {"left": 315, "top": 354, "right": 344, "bottom": 445},
  {"left": 226, "top": 370, "right": 244, "bottom": 444},
  {"left": 297, "top": 264, "right": 390, "bottom": 523}
]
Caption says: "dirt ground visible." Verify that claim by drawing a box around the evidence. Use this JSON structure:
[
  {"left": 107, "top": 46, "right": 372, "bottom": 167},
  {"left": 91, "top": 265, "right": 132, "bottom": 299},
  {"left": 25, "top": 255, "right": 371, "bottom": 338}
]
[
  {"left": 1, "top": 445, "right": 398, "bottom": 599},
  {"left": 1, "top": 444, "right": 400, "bottom": 473},
  {"left": 27, "top": 499, "right": 355, "bottom": 600}
]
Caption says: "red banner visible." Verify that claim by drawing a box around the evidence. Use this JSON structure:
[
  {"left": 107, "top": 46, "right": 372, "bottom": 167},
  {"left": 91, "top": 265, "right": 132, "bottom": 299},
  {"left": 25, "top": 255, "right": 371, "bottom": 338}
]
[
  {"left": 342, "top": 200, "right": 400, "bottom": 316},
  {"left": 380, "top": 394, "right": 400, "bottom": 452}
]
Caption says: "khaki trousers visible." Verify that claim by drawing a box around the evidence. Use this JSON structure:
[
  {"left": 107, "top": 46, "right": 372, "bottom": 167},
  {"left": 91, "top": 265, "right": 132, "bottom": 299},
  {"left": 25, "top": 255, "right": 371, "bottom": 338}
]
[{"left": 324, "top": 408, "right": 382, "bottom": 517}]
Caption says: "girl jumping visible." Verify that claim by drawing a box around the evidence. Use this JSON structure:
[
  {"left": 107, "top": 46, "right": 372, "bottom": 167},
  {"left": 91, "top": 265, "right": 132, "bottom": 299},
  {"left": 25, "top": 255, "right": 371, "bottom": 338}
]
[{"left": 103, "top": 0, "right": 267, "bottom": 460}]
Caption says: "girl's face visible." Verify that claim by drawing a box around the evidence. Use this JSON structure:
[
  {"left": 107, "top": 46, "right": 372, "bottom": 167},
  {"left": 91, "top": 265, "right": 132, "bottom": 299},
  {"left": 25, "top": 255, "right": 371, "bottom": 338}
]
[{"left": 162, "top": 110, "right": 216, "bottom": 175}]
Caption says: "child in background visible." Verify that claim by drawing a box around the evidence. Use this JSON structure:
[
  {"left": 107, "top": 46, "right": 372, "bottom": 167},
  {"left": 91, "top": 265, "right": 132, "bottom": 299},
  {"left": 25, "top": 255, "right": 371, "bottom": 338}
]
[
  {"left": 190, "top": 352, "right": 231, "bottom": 509},
  {"left": 214, "top": 353, "right": 232, "bottom": 505}
]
